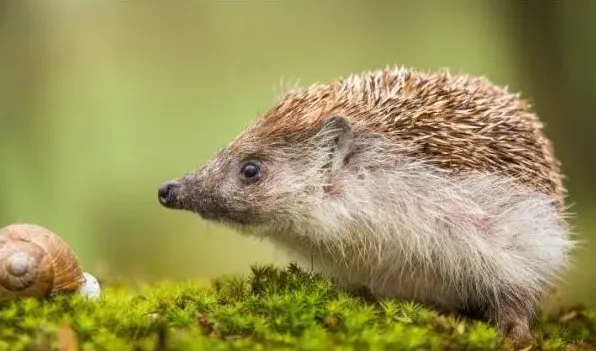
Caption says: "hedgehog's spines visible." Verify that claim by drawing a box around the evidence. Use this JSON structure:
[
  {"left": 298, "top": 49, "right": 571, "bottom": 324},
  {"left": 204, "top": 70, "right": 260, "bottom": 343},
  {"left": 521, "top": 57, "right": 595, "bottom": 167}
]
[{"left": 241, "top": 66, "right": 565, "bottom": 210}]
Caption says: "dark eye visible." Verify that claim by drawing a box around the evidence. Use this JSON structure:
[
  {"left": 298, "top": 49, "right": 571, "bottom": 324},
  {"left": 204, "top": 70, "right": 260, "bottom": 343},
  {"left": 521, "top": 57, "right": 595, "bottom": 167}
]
[{"left": 240, "top": 160, "right": 262, "bottom": 182}]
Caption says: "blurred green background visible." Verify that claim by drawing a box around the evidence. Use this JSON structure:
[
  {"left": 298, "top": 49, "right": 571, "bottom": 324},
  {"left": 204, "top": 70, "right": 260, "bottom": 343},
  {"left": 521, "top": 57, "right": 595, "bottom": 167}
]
[{"left": 1, "top": 1, "right": 594, "bottom": 308}]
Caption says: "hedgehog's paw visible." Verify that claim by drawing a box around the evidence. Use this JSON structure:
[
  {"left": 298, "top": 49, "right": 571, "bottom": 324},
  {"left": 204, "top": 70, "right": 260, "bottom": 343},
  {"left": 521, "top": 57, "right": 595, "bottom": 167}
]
[
  {"left": 501, "top": 318, "right": 533, "bottom": 349},
  {"left": 491, "top": 298, "right": 536, "bottom": 349}
]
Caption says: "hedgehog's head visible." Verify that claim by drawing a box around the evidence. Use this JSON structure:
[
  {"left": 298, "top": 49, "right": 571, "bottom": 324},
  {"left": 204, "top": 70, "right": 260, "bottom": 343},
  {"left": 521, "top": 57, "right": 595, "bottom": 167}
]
[{"left": 157, "top": 112, "right": 361, "bottom": 236}]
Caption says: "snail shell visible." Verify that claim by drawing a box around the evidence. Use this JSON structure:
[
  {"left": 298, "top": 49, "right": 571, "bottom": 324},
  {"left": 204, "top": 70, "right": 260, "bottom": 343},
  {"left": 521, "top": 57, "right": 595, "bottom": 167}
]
[{"left": 0, "top": 223, "right": 86, "bottom": 299}]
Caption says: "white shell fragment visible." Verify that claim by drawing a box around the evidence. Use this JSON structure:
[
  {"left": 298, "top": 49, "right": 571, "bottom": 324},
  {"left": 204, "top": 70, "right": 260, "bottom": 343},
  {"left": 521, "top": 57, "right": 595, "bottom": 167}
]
[{"left": 78, "top": 272, "right": 101, "bottom": 300}]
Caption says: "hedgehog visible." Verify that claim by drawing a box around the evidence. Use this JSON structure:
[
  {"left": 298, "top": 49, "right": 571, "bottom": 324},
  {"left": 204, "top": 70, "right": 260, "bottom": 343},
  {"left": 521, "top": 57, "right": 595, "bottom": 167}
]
[{"left": 157, "top": 66, "right": 576, "bottom": 345}]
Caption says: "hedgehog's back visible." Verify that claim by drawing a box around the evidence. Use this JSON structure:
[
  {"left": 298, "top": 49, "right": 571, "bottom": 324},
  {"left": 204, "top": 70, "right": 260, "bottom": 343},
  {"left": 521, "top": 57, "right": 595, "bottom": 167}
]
[{"left": 252, "top": 67, "right": 566, "bottom": 209}]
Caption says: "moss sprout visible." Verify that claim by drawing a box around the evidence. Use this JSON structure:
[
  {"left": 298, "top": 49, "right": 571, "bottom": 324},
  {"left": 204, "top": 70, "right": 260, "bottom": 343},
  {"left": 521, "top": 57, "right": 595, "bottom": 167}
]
[{"left": 0, "top": 263, "right": 594, "bottom": 350}]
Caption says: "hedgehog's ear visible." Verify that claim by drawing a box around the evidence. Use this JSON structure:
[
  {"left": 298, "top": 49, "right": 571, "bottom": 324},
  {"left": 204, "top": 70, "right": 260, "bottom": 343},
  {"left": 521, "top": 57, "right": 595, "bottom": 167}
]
[{"left": 316, "top": 116, "right": 353, "bottom": 173}]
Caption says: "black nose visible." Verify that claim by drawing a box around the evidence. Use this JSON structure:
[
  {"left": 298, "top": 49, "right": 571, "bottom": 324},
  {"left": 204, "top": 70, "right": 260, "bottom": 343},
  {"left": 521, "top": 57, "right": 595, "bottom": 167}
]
[{"left": 158, "top": 181, "right": 179, "bottom": 208}]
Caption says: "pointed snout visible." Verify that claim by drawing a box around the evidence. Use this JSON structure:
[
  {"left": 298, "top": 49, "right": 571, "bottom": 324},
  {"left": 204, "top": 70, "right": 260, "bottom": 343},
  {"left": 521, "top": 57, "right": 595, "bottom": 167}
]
[{"left": 158, "top": 181, "right": 181, "bottom": 209}]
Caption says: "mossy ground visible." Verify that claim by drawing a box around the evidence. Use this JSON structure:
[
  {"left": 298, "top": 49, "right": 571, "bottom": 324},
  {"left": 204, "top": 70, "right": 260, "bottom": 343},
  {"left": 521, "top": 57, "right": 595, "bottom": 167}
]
[{"left": 0, "top": 264, "right": 594, "bottom": 351}]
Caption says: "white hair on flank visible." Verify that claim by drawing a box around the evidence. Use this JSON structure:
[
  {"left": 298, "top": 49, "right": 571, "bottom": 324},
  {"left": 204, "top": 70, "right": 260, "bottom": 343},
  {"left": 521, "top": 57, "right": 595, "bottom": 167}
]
[{"left": 263, "top": 135, "right": 576, "bottom": 313}]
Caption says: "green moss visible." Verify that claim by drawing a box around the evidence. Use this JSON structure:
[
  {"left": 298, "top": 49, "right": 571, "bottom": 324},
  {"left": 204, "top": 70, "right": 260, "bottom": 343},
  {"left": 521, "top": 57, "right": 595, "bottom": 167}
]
[{"left": 0, "top": 264, "right": 594, "bottom": 350}]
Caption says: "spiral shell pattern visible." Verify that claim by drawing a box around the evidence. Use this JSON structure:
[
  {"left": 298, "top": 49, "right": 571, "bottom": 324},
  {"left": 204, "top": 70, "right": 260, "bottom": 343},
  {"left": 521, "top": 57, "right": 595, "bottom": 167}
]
[{"left": 0, "top": 224, "right": 85, "bottom": 299}]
